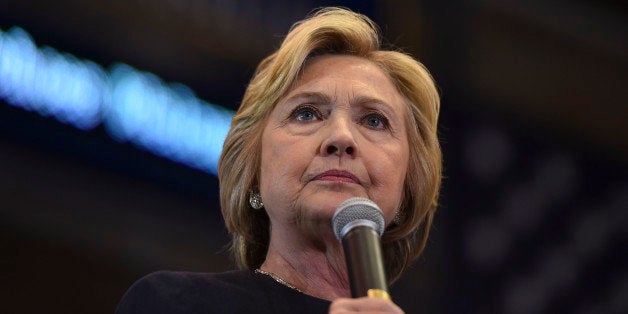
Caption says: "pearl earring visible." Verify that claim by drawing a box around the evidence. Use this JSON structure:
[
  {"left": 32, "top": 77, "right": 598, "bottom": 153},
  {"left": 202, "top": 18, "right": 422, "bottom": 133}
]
[
  {"left": 394, "top": 209, "right": 403, "bottom": 225},
  {"left": 249, "top": 191, "right": 264, "bottom": 210}
]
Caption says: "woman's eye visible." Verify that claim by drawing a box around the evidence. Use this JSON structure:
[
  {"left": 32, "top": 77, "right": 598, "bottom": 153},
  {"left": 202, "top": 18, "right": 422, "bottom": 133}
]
[
  {"left": 363, "top": 113, "right": 388, "bottom": 129},
  {"left": 297, "top": 110, "right": 315, "bottom": 121},
  {"left": 291, "top": 105, "right": 320, "bottom": 122}
]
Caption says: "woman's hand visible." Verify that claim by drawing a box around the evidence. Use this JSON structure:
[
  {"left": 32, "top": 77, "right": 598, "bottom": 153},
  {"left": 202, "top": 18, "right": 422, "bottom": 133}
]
[{"left": 329, "top": 297, "right": 404, "bottom": 313}]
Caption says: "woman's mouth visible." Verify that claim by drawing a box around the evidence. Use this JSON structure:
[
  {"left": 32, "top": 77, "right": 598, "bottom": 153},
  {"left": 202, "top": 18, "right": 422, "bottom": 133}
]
[{"left": 312, "top": 170, "right": 360, "bottom": 184}]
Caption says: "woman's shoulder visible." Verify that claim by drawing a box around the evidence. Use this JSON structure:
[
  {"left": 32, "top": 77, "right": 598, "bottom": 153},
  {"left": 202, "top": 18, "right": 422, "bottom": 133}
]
[
  {"left": 115, "top": 270, "right": 259, "bottom": 314},
  {"left": 116, "top": 269, "right": 331, "bottom": 314},
  {"left": 136, "top": 269, "right": 256, "bottom": 289}
]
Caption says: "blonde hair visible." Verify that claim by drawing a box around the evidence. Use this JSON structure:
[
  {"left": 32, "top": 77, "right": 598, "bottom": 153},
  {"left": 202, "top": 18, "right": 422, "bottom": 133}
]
[{"left": 218, "top": 7, "right": 441, "bottom": 283}]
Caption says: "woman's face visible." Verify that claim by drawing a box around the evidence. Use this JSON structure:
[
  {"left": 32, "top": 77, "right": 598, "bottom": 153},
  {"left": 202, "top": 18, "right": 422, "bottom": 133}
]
[{"left": 259, "top": 55, "right": 409, "bottom": 234}]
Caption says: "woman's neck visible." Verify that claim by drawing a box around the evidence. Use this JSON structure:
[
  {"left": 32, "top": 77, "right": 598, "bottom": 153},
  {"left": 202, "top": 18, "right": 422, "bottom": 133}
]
[{"left": 260, "top": 228, "right": 351, "bottom": 301}]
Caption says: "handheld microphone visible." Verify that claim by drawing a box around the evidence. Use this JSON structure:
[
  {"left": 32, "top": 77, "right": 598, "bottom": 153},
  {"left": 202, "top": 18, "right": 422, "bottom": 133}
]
[{"left": 332, "top": 197, "right": 390, "bottom": 300}]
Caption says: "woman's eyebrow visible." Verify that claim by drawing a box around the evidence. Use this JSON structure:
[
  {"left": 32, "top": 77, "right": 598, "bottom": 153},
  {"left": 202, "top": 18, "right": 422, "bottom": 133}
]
[
  {"left": 351, "top": 95, "right": 398, "bottom": 116},
  {"left": 285, "top": 92, "right": 394, "bottom": 108},
  {"left": 351, "top": 95, "right": 391, "bottom": 108},
  {"left": 283, "top": 91, "right": 331, "bottom": 105}
]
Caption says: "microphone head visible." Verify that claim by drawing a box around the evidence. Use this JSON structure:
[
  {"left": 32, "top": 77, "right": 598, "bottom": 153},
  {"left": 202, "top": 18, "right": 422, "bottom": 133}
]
[{"left": 332, "top": 197, "right": 385, "bottom": 241}]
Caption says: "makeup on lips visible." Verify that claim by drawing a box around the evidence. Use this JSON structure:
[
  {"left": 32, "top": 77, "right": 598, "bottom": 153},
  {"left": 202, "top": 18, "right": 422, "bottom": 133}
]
[{"left": 313, "top": 170, "right": 360, "bottom": 184}]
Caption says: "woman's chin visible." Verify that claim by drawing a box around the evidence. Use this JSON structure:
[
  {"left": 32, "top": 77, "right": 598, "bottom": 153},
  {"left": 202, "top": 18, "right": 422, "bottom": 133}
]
[
  {"left": 300, "top": 192, "right": 367, "bottom": 217},
  {"left": 305, "top": 182, "right": 369, "bottom": 205}
]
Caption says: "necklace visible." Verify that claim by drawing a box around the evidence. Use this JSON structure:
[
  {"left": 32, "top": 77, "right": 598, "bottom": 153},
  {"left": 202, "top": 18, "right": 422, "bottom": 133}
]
[{"left": 255, "top": 268, "right": 304, "bottom": 293}]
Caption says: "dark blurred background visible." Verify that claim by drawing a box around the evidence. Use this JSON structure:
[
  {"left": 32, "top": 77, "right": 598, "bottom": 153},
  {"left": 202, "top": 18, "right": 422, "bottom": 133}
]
[{"left": 2, "top": 0, "right": 626, "bottom": 313}]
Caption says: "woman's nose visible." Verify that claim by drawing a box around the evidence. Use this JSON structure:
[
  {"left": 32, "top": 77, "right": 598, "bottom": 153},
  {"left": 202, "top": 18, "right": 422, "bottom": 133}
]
[
  {"left": 320, "top": 117, "right": 357, "bottom": 157},
  {"left": 325, "top": 143, "right": 354, "bottom": 155}
]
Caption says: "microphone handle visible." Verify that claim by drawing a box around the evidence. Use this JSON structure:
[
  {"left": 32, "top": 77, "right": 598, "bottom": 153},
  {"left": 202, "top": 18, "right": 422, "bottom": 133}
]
[{"left": 342, "top": 225, "right": 388, "bottom": 298}]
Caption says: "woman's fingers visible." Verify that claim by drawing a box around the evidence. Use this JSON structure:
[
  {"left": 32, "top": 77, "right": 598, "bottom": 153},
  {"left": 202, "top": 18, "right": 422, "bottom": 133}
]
[{"left": 329, "top": 297, "right": 404, "bottom": 314}]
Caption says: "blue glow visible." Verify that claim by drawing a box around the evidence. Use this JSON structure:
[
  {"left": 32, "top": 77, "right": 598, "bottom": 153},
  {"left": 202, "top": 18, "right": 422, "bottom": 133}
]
[
  {"left": 106, "top": 64, "right": 231, "bottom": 174},
  {"left": 0, "top": 26, "right": 234, "bottom": 175},
  {"left": 0, "top": 28, "right": 105, "bottom": 129}
]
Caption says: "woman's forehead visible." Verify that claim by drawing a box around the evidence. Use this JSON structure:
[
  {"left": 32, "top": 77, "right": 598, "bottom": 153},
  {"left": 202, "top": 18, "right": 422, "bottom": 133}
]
[{"left": 284, "top": 55, "right": 405, "bottom": 107}]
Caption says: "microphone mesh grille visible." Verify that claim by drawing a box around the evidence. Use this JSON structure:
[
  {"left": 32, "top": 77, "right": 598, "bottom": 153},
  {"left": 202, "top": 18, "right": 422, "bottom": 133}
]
[{"left": 332, "top": 197, "right": 385, "bottom": 240}]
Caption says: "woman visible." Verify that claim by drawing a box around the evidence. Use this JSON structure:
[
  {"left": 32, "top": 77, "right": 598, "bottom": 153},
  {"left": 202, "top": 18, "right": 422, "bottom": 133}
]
[{"left": 117, "top": 7, "right": 441, "bottom": 314}]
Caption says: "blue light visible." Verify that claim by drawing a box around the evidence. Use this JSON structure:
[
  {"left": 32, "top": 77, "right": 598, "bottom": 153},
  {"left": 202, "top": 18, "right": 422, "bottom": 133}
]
[
  {"left": 0, "top": 27, "right": 105, "bottom": 130},
  {"left": 0, "top": 26, "right": 234, "bottom": 175},
  {"left": 105, "top": 64, "right": 232, "bottom": 174}
]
